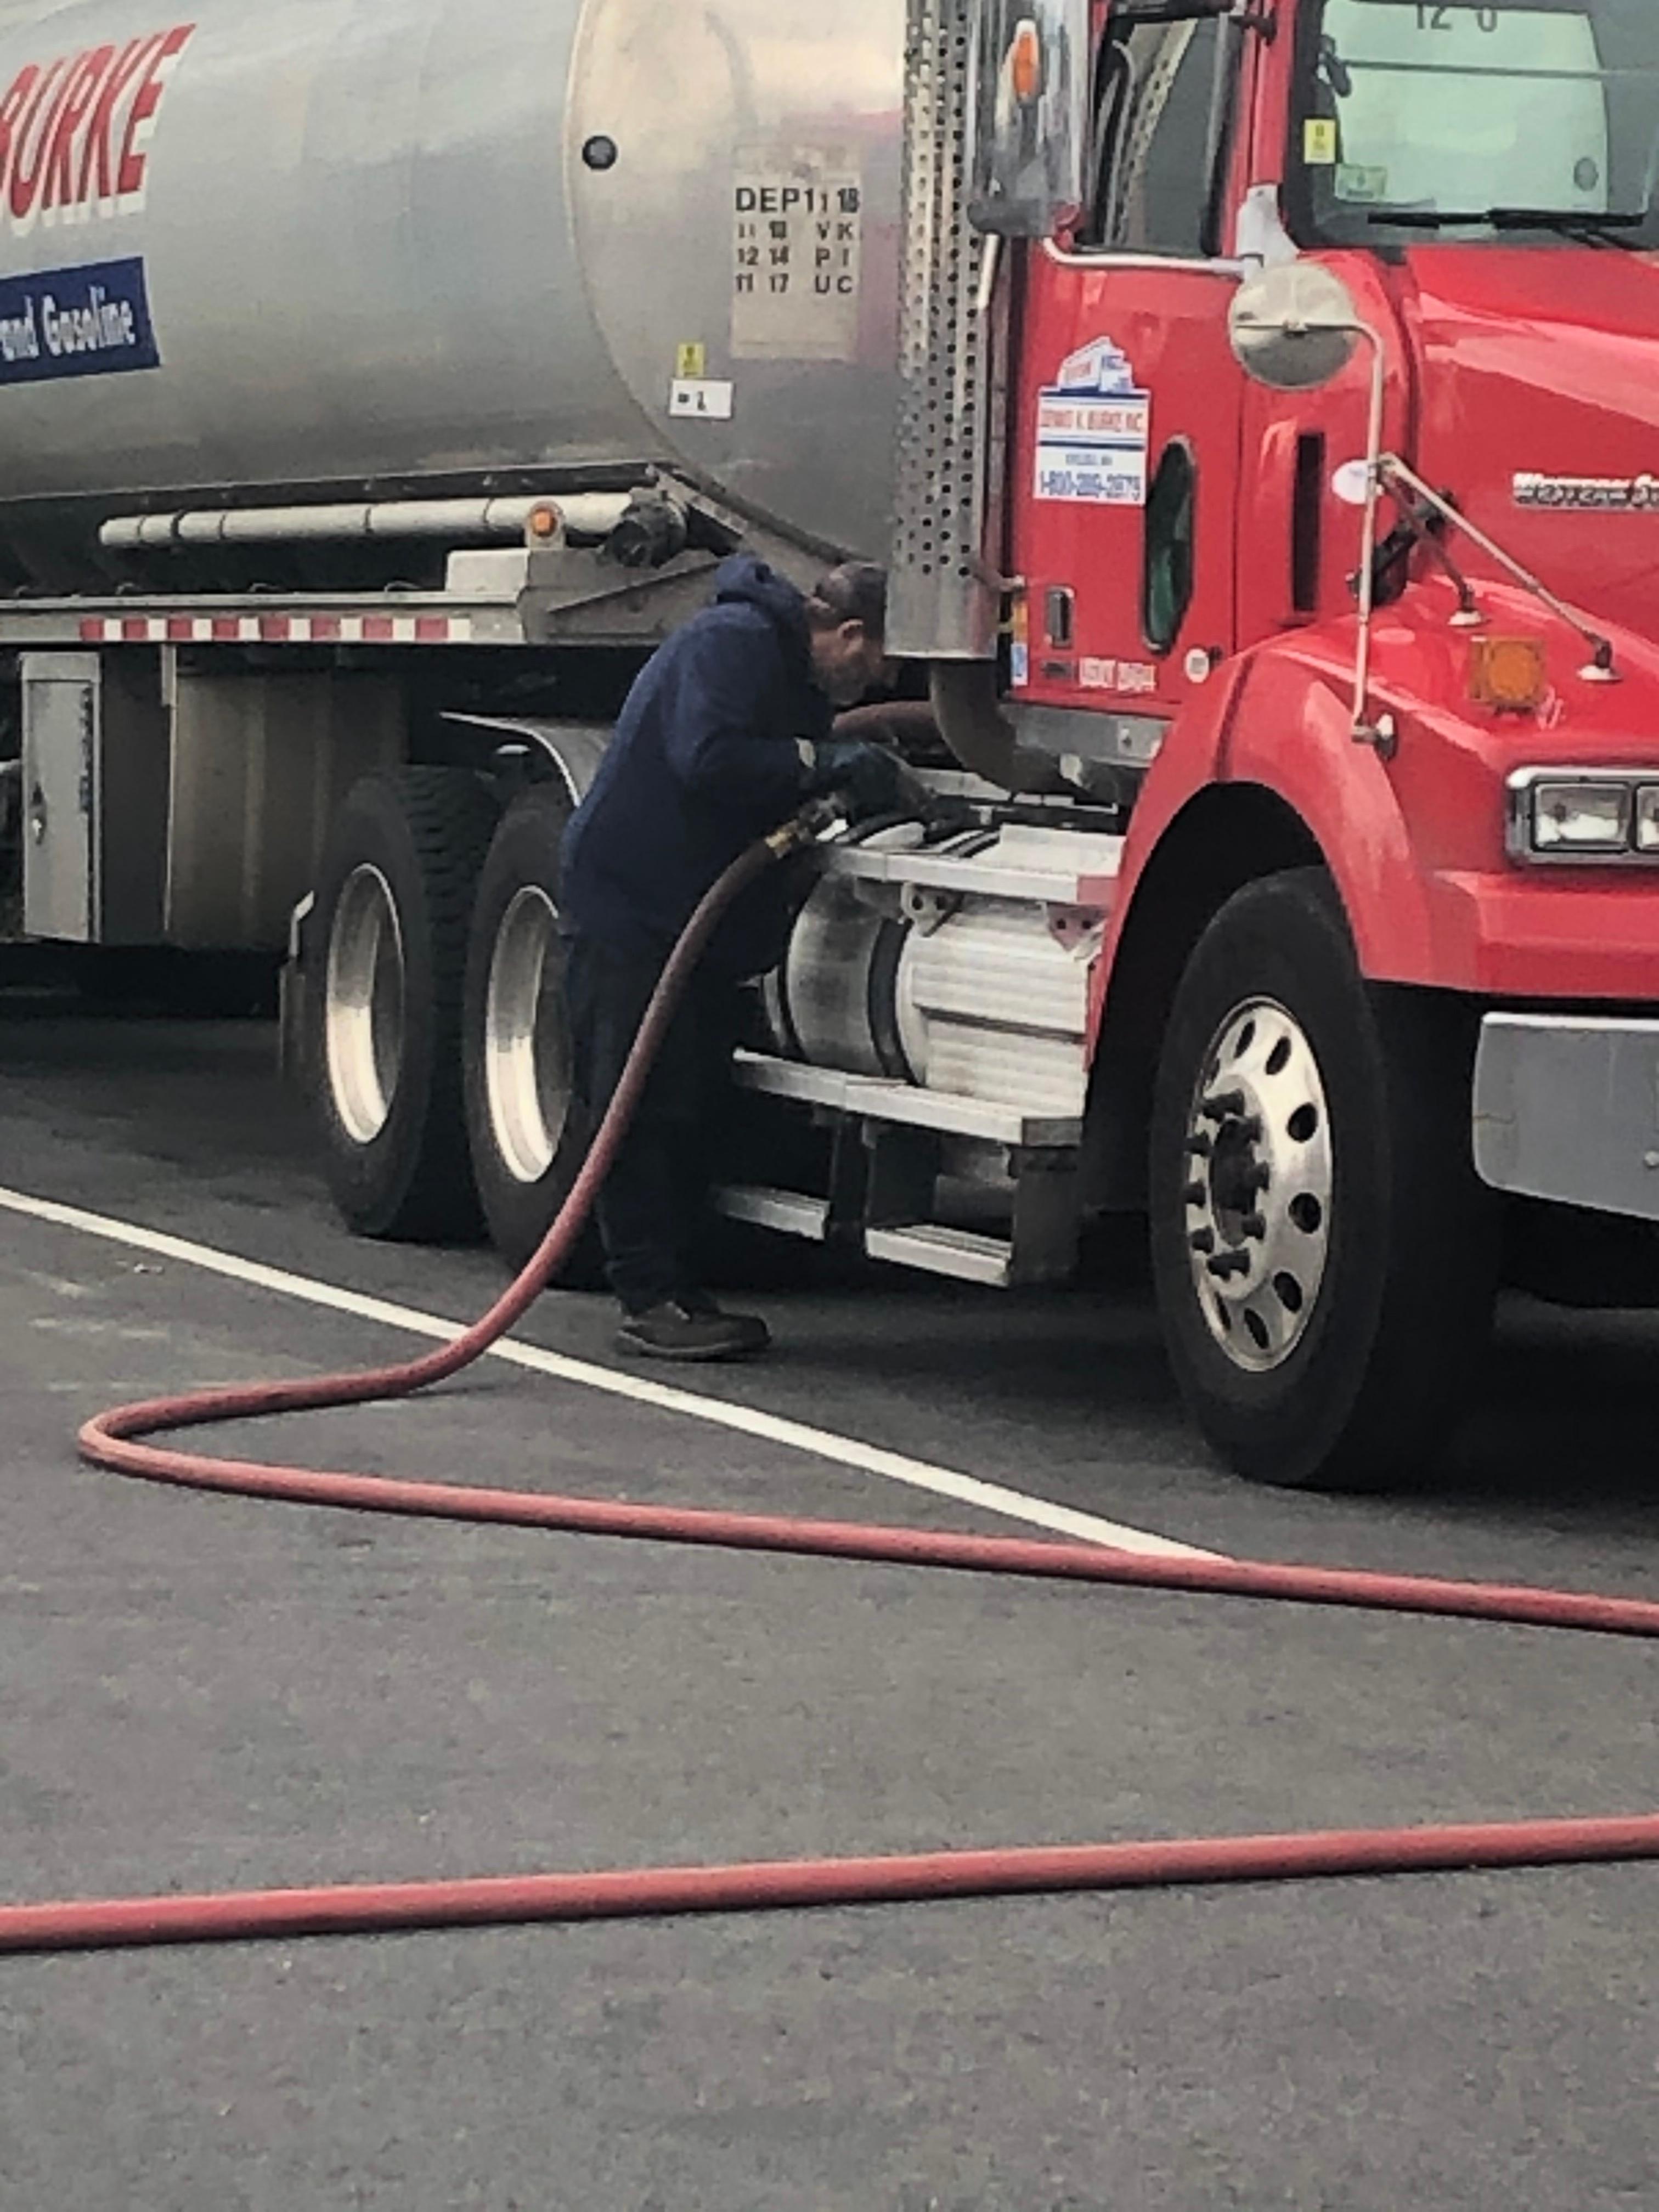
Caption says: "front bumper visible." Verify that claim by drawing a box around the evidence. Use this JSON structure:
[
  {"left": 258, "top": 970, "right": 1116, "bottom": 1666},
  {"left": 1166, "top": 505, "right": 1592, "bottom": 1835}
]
[{"left": 1474, "top": 1012, "right": 1659, "bottom": 1221}]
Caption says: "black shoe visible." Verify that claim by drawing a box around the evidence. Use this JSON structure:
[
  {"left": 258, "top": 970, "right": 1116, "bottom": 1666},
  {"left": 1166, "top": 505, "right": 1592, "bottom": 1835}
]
[{"left": 616, "top": 1297, "right": 771, "bottom": 1364}]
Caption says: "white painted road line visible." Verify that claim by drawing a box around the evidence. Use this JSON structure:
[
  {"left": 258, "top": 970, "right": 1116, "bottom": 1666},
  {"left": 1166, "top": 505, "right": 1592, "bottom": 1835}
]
[{"left": 0, "top": 1185, "right": 1220, "bottom": 1561}]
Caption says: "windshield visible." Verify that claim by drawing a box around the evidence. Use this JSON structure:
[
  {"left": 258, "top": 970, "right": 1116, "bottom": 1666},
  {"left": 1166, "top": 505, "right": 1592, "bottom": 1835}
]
[{"left": 1293, "top": 0, "right": 1659, "bottom": 247}]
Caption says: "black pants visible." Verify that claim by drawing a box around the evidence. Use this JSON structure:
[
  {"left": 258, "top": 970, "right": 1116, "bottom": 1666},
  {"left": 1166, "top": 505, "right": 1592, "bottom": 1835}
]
[{"left": 565, "top": 934, "right": 743, "bottom": 1315}]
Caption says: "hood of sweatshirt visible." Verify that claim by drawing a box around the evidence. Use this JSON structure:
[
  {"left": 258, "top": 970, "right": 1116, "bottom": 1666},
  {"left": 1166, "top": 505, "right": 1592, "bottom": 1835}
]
[{"left": 713, "top": 555, "right": 813, "bottom": 670}]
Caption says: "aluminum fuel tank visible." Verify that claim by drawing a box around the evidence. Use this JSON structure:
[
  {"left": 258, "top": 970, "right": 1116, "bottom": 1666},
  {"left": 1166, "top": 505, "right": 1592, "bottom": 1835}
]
[{"left": 0, "top": 0, "right": 904, "bottom": 555}]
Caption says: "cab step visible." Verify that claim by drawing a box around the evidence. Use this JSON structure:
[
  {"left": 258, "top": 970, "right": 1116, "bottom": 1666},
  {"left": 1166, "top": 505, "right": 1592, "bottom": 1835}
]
[{"left": 720, "top": 1053, "right": 1087, "bottom": 1290}]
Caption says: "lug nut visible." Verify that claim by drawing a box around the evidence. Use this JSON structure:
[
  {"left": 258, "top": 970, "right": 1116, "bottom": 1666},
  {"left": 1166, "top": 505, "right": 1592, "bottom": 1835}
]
[
  {"left": 1242, "top": 1213, "right": 1267, "bottom": 1242},
  {"left": 1183, "top": 1181, "right": 1207, "bottom": 1208},
  {"left": 1186, "top": 1133, "right": 1213, "bottom": 1160},
  {"left": 1200, "top": 1090, "right": 1246, "bottom": 1122},
  {"left": 1206, "top": 1250, "right": 1252, "bottom": 1281},
  {"left": 1190, "top": 1228, "right": 1216, "bottom": 1255}
]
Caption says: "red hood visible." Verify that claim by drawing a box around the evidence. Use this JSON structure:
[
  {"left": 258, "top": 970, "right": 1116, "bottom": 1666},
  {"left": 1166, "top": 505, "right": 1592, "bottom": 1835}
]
[{"left": 1402, "top": 247, "right": 1659, "bottom": 645}]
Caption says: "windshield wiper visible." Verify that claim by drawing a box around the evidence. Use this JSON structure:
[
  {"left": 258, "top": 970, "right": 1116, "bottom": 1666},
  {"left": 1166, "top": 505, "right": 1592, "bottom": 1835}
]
[{"left": 1368, "top": 207, "right": 1646, "bottom": 249}]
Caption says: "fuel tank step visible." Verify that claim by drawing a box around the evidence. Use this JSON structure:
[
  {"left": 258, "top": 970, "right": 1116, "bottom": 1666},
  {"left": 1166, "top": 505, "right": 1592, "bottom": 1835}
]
[
  {"left": 863, "top": 1221, "right": 1015, "bottom": 1288},
  {"left": 712, "top": 1184, "right": 832, "bottom": 1241},
  {"left": 730, "top": 1051, "right": 1082, "bottom": 1149}
]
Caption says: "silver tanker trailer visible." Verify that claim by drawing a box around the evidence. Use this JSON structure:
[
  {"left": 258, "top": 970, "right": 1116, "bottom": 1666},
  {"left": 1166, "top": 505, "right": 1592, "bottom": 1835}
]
[{"left": 0, "top": 0, "right": 907, "bottom": 569}]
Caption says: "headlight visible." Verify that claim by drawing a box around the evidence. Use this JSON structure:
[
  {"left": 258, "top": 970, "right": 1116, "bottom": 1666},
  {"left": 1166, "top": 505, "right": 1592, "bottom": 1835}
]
[
  {"left": 1531, "top": 780, "right": 1632, "bottom": 853},
  {"left": 1508, "top": 769, "right": 1659, "bottom": 864}
]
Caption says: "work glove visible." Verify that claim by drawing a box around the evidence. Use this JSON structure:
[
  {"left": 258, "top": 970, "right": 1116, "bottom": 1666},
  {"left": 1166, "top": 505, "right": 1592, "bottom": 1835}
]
[{"left": 802, "top": 737, "right": 922, "bottom": 823}]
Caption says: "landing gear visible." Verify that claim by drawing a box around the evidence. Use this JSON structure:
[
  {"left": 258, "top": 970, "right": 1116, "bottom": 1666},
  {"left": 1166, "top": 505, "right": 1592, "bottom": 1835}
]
[{"left": 1150, "top": 870, "right": 1498, "bottom": 1490}]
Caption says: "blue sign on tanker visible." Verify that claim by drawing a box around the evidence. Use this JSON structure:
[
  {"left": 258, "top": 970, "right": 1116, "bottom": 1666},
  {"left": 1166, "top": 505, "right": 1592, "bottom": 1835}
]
[{"left": 0, "top": 257, "right": 160, "bottom": 384}]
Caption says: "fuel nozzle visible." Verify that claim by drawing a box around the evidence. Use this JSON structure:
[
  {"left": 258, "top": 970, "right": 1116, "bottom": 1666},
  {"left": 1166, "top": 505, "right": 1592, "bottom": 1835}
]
[{"left": 768, "top": 795, "right": 854, "bottom": 858}]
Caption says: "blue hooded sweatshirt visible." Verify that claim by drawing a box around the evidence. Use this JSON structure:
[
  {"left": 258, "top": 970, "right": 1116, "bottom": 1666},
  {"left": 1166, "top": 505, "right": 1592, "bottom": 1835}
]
[{"left": 560, "top": 556, "right": 832, "bottom": 977}]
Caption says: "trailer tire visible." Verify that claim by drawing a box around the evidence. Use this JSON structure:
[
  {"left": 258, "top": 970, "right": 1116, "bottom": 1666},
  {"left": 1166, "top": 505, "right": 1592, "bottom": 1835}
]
[
  {"left": 462, "top": 783, "right": 602, "bottom": 1283},
  {"left": 1149, "top": 867, "right": 1498, "bottom": 1490},
  {"left": 309, "top": 768, "right": 498, "bottom": 1243}
]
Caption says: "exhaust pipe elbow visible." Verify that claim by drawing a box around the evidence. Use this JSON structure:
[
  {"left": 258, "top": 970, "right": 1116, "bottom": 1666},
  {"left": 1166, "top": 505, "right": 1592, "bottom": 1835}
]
[{"left": 928, "top": 662, "right": 1067, "bottom": 795}]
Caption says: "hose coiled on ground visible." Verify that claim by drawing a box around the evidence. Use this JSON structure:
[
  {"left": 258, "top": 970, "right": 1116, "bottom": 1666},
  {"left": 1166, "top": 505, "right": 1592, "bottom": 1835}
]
[{"left": 13, "top": 812, "right": 1653, "bottom": 1958}]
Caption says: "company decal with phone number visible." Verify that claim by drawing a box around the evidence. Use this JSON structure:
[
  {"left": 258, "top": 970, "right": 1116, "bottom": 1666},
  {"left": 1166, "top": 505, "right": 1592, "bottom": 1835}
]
[{"left": 1034, "top": 337, "right": 1150, "bottom": 509}]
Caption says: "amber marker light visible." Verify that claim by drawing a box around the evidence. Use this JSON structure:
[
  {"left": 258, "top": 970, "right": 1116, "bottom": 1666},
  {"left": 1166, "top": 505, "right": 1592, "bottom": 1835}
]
[
  {"left": 1008, "top": 17, "right": 1044, "bottom": 104},
  {"left": 1469, "top": 635, "right": 1547, "bottom": 714},
  {"left": 527, "top": 504, "right": 561, "bottom": 543}
]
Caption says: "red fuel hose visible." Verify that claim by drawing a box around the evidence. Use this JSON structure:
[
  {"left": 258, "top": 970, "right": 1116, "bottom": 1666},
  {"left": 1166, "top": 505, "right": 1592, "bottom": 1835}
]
[{"left": 26, "top": 820, "right": 1658, "bottom": 1959}]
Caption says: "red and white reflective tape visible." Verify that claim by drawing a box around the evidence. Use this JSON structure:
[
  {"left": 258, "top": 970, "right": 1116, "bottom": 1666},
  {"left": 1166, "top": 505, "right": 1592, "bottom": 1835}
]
[{"left": 77, "top": 613, "right": 477, "bottom": 646}]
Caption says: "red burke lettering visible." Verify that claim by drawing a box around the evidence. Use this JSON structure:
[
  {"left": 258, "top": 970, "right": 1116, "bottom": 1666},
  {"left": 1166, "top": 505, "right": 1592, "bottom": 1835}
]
[
  {"left": 117, "top": 24, "right": 192, "bottom": 200},
  {"left": 76, "top": 34, "right": 161, "bottom": 210},
  {"left": 0, "top": 23, "right": 195, "bottom": 225},
  {"left": 0, "top": 64, "right": 40, "bottom": 202},
  {"left": 9, "top": 52, "right": 72, "bottom": 224},
  {"left": 42, "top": 46, "right": 114, "bottom": 214}
]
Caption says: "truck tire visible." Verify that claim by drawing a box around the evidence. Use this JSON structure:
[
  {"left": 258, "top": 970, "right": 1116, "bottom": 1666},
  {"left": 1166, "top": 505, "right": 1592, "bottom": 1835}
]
[
  {"left": 461, "top": 783, "right": 602, "bottom": 1282},
  {"left": 1149, "top": 868, "right": 1498, "bottom": 1490},
  {"left": 308, "top": 768, "right": 498, "bottom": 1242}
]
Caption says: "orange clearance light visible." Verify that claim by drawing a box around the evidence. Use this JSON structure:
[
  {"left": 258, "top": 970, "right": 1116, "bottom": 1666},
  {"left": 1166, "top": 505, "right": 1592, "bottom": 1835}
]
[
  {"left": 1008, "top": 17, "right": 1044, "bottom": 105},
  {"left": 1470, "top": 634, "right": 1547, "bottom": 714},
  {"left": 527, "top": 503, "right": 561, "bottom": 542}
]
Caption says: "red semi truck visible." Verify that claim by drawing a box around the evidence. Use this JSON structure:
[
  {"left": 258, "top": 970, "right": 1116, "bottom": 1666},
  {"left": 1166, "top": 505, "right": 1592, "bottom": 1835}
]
[{"left": 0, "top": 0, "right": 1654, "bottom": 1488}]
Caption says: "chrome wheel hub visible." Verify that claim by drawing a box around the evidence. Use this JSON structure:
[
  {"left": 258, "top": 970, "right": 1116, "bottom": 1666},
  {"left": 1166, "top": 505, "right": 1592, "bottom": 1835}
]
[
  {"left": 484, "top": 884, "right": 573, "bottom": 1185},
  {"left": 324, "top": 864, "right": 405, "bottom": 1146},
  {"left": 1182, "top": 998, "right": 1334, "bottom": 1374}
]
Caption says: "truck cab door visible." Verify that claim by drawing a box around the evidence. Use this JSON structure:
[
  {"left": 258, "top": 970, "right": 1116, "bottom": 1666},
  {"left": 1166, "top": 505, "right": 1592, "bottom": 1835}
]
[{"left": 1006, "top": 17, "right": 1253, "bottom": 749}]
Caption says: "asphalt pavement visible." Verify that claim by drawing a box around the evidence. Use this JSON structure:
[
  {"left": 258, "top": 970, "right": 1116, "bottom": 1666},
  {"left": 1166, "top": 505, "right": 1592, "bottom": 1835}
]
[{"left": 0, "top": 1001, "right": 1655, "bottom": 2210}]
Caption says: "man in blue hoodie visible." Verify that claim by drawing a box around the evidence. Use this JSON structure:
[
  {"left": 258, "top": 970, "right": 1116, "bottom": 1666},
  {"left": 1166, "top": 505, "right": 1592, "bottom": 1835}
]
[{"left": 561, "top": 555, "right": 906, "bottom": 1362}]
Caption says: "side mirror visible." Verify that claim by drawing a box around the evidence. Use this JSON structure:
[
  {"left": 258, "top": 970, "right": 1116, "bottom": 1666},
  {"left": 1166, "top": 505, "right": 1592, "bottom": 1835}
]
[
  {"left": 1228, "top": 262, "right": 1361, "bottom": 390},
  {"left": 967, "top": 0, "right": 1090, "bottom": 239}
]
